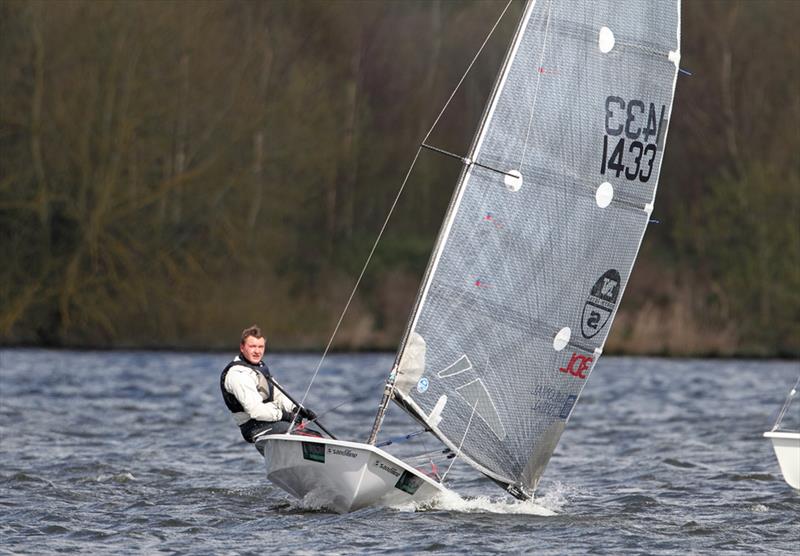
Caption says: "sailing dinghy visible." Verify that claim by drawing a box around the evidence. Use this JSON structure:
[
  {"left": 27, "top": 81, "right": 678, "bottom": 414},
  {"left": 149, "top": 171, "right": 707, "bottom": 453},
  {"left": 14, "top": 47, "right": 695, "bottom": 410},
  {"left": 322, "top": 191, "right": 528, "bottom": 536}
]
[{"left": 259, "top": 0, "right": 681, "bottom": 513}]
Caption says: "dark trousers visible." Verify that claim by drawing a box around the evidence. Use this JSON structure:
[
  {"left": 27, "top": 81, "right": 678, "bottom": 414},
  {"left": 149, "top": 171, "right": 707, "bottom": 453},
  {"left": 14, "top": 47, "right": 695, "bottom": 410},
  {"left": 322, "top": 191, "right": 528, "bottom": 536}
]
[{"left": 240, "top": 419, "right": 291, "bottom": 443}]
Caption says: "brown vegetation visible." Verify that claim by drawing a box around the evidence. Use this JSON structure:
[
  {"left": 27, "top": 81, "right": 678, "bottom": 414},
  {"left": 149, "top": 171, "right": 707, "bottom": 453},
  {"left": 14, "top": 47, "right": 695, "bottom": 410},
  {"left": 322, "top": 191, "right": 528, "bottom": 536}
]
[{"left": 0, "top": 0, "right": 797, "bottom": 356}]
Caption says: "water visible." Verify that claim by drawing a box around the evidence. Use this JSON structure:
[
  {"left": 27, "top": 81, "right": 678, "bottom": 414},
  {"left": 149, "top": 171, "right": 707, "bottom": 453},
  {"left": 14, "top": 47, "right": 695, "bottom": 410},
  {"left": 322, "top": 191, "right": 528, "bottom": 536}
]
[{"left": 1, "top": 350, "right": 798, "bottom": 554}]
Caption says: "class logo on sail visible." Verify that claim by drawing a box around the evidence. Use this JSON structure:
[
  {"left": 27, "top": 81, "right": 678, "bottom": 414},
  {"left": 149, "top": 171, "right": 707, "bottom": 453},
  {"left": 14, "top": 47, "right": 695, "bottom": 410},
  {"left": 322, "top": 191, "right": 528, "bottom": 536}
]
[{"left": 581, "top": 269, "right": 621, "bottom": 339}]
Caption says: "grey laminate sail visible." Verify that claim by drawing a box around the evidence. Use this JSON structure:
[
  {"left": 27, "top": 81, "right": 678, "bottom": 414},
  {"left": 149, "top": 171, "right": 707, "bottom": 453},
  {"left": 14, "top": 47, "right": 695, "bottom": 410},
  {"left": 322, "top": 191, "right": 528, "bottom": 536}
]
[{"left": 391, "top": 0, "right": 681, "bottom": 497}]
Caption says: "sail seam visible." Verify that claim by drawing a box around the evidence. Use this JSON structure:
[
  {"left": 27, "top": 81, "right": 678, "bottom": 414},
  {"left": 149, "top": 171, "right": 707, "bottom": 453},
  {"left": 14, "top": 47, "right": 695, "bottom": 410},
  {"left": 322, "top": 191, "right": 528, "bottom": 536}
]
[{"left": 618, "top": 41, "right": 671, "bottom": 58}]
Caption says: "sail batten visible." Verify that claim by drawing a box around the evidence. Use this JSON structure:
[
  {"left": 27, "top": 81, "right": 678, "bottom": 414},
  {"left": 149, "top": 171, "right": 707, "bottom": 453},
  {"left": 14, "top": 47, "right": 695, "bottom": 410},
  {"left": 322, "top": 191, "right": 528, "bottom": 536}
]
[{"left": 393, "top": 0, "right": 680, "bottom": 496}]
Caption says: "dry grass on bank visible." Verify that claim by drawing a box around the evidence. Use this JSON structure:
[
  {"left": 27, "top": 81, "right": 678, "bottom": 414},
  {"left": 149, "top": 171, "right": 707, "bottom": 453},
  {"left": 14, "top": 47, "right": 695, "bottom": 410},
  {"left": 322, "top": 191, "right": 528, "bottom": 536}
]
[{"left": 607, "top": 264, "right": 740, "bottom": 356}]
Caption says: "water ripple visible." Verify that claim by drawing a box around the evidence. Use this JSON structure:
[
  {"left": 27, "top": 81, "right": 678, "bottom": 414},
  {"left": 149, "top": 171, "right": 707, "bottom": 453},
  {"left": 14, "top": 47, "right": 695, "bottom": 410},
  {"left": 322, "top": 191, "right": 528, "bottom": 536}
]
[{"left": 1, "top": 350, "right": 798, "bottom": 554}]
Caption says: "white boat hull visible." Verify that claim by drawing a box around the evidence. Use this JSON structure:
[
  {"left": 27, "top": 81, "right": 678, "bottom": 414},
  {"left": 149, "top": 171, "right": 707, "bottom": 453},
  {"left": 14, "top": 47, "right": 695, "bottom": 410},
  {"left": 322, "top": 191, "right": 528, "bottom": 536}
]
[
  {"left": 763, "top": 431, "right": 800, "bottom": 490},
  {"left": 257, "top": 434, "right": 446, "bottom": 513}
]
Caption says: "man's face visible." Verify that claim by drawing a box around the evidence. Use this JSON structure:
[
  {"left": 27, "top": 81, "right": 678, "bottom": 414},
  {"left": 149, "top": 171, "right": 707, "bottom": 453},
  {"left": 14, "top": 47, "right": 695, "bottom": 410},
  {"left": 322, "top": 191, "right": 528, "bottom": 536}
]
[{"left": 241, "top": 336, "right": 266, "bottom": 364}]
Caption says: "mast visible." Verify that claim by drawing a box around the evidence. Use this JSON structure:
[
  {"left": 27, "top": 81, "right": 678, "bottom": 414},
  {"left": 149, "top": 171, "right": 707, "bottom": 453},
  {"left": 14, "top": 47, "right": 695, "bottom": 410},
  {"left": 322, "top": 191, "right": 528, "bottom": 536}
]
[
  {"left": 367, "top": 0, "right": 537, "bottom": 445},
  {"left": 367, "top": 365, "right": 397, "bottom": 444}
]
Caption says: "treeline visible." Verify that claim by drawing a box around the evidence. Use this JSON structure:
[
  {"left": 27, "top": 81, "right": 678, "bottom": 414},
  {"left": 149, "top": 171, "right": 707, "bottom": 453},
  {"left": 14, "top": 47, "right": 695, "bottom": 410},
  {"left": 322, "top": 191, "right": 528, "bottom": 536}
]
[{"left": 0, "top": 0, "right": 797, "bottom": 356}]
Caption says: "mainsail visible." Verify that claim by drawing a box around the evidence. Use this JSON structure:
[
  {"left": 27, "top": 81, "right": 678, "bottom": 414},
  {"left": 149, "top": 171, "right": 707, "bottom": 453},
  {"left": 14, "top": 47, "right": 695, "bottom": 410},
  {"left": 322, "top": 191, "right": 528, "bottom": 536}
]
[{"left": 390, "top": 0, "right": 681, "bottom": 497}]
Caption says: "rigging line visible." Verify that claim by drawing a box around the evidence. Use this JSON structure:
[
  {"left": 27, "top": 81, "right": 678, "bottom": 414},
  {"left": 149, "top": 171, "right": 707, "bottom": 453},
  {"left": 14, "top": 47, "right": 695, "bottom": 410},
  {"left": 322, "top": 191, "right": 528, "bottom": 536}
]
[
  {"left": 421, "top": 0, "right": 515, "bottom": 146},
  {"left": 421, "top": 142, "right": 468, "bottom": 163},
  {"left": 441, "top": 400, "right": 478, "bottom": 483},
  {"left": 317, "top": 374, "right": 388, "bottom": 419},
  {"left": 408, "top": 448, "right": 451, "bottom": 462},
  {"left": 292, "top": 146, "right": 425, "bottom": 423},
  {"left": 314, "top": 398, "right": 352, "bottom": 420},
  {"left": 421, "top": 143, "right": 518, "bottom": 178},
  {"left": 772, "top": 374, "right": 800, "bottom": 431},
  {"left": 375, "top": 429, "right": 428, "bottom": 448},
  {"left": 409, "top": 424, "right": 439, "bottom": 478},
  {"left": 518, "top": 0, "right": 553, "bottom": 170}
]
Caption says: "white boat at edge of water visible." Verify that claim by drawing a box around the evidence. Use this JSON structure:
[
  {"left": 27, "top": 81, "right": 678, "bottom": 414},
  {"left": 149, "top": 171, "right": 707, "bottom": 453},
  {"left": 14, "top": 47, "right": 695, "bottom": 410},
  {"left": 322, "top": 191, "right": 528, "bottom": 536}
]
[
  {"left": 764, "top": 376, "right": 800, "bottom": 490},
  {"left": 763, "top": 431, "right": 800, "bottom": 490}
]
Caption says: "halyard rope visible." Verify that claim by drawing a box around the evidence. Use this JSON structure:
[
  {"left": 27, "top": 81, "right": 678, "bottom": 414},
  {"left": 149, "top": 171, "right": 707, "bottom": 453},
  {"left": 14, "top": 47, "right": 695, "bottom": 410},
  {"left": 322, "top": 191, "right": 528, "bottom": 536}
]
[{"left": 772, "top": 374, "right": 800, "bottom": 431}]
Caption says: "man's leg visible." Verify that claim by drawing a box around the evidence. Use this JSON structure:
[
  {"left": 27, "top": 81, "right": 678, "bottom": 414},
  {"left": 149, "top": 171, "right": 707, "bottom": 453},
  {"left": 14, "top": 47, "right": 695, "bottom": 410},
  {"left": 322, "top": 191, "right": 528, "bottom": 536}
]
[{"left": 245, "top": 421, "right": 292, "bottom": 454}]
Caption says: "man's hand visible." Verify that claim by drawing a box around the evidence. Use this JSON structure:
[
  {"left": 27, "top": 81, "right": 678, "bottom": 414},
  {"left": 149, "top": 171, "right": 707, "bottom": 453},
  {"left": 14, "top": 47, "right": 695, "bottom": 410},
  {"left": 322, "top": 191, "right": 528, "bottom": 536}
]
[
  {"left": 281, "top": 409, "right": 299, "bottom": 423},
  {"left": 299, "top": 407, "right": 318, "bottom": 421}
]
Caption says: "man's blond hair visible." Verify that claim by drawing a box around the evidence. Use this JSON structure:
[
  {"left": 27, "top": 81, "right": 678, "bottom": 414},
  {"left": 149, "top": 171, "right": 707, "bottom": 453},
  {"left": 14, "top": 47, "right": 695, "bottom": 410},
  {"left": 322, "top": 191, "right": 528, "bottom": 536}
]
[{"left": 240, "top": 325, "right": 264, "bottom": 344}]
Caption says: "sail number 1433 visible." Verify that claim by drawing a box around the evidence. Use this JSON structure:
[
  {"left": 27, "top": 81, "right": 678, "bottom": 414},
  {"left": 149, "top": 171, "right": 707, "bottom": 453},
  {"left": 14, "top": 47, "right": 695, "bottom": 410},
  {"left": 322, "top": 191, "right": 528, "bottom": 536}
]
[{"left": 601, "top": 96, "right": 665, "bottom": 183}]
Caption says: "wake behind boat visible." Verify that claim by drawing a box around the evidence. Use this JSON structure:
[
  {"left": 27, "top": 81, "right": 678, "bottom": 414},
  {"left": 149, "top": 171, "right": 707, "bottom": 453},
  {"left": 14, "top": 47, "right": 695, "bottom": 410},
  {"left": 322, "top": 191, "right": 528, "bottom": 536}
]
[{"left": 261, "top": 0, "right": 680, "bottom": 513}]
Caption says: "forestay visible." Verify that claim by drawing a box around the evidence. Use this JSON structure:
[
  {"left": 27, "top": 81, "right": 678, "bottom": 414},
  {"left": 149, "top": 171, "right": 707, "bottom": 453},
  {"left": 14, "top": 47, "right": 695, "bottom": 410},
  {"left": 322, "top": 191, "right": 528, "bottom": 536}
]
[{"left": 391, "top": 0, "right": 680, "bottom": 497}]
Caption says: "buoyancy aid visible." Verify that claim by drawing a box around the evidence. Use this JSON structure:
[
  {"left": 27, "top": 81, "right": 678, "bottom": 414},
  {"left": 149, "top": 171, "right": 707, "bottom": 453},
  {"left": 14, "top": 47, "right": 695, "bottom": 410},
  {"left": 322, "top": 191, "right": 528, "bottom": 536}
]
[
  {"left": 220, "top": 355, "right": 275, "bottom": 412},
  {"left": 220, "top": 355, "right": 280, "bottom": 442}
]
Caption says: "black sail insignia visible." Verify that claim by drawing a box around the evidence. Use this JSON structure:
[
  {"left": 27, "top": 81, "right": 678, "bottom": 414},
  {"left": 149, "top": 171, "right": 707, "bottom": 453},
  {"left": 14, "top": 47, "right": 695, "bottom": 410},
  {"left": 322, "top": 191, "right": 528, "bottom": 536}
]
[{"left": 581, "top": 269, "right": 621, "bottom": 339}]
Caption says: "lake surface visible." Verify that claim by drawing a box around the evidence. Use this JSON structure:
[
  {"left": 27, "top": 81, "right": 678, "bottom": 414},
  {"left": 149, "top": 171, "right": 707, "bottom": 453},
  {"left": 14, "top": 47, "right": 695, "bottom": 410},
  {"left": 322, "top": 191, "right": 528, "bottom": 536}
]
[{"left": 1, "top": 350, "right": 798, "bottom": 554}]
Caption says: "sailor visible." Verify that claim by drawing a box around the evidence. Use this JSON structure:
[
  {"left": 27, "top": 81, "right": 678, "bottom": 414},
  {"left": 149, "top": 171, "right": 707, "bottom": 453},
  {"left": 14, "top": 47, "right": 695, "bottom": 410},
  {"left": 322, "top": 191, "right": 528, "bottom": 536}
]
[{"left": 220, "top": 325, "right": 317, "bottom": 444}]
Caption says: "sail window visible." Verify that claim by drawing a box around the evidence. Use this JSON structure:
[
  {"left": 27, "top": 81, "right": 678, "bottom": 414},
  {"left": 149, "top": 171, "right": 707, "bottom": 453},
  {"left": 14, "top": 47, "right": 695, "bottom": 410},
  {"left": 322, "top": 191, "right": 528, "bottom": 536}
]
[
  {"left": 455, "top": 379, "right": 507, "bottom": 440},
  {"left": 595, "top": 181, "right": 614, "bottom": 208},
  {"left": 553, "top": 327, "right": 571, "bottom": 351},
  {"left": 504, "top": 170, "right": 523, "bottom": 191},
  {"left": 599, "top": 27, "right": 615, "bottom": 53}
]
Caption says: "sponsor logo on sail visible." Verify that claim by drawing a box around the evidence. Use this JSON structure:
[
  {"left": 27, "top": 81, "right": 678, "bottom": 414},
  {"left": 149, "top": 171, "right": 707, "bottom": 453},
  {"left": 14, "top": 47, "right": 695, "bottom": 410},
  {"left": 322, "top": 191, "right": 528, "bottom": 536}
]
[
  {"left": 532, "top": 385, "right": 576, "bottom": 419},
  {"left": 559, "top": 394, "right": 578, "bottom": 420},
  {"left": 581, "top": 269, "right": 621, "bottom": 338},
  {"left": 559, "top": 353, "right": 593, "bottom": 379}
]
